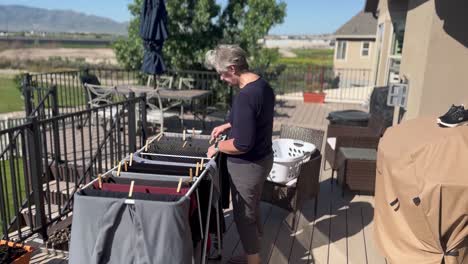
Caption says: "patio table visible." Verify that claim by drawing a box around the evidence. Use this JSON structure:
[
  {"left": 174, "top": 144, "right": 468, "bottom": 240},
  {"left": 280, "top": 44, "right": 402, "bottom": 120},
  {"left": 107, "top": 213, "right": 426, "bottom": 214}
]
[
  {"left": 115, "top": 85, "right": 212, "bottom": 127},
  {"left": 115, "top": 85, "right": 211, "bottom": 100}
]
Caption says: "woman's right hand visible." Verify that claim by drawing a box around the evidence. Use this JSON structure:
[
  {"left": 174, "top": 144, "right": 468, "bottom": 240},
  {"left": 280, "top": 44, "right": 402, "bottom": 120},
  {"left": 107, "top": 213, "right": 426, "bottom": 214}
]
[{"left": 211, "top": 123, "right": 231, "bottom": 141}]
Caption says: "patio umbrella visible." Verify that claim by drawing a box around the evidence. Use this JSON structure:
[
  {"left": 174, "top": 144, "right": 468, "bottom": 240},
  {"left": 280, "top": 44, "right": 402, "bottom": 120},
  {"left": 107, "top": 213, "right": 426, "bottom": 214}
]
[{"left": 140, "top": 0, "right": 168, "bottom": 75}]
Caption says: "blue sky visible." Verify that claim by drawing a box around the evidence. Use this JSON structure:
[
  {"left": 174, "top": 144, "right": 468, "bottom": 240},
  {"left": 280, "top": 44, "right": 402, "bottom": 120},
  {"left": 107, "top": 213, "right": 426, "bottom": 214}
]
[{"left": 0, "top": 0, "right": 365, "bottom": 35}]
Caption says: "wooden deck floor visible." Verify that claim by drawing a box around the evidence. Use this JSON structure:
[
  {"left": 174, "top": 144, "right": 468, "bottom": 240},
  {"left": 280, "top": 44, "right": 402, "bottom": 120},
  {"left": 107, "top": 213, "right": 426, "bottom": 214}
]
[
  {"left": 28, "top": 100, "right": 385, "bottom": 264},
  {"left": 212, "top": 168, "right": 386, "bottom": 264}
]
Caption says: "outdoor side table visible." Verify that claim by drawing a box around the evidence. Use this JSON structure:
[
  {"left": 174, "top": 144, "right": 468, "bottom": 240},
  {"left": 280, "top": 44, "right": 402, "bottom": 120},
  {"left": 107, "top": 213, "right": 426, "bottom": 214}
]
[{"left": 336, "top": 147, "right": 377, "bottom": 196}]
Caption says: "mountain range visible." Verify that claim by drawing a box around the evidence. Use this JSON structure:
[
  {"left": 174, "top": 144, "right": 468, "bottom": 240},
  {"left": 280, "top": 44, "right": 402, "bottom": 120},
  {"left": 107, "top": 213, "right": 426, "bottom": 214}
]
[{"left": 0, "top": 5, "right": 128, "bottom": 35}]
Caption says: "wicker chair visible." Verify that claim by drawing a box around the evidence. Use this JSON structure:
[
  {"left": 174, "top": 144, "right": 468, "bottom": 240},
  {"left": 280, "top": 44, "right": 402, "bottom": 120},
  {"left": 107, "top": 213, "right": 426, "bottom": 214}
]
[
  {"left": 324, "top": 115, "right": 383, "bottom": 183},
  {"left": 262, "top": 125, "right": 324, "bottom": 229},
  {"left": 278, "top": 124, "right": 325, "bottom": 151}
]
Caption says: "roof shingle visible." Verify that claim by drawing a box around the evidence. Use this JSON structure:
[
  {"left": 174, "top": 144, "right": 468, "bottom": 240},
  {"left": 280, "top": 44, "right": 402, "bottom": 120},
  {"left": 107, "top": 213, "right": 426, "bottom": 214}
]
[{"left": 334, "top": 11, "right": 377, "bottom": 37}]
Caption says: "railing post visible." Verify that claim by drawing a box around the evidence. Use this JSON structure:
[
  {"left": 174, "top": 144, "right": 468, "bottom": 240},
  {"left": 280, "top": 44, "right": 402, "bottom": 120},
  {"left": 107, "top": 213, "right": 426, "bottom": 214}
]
[
  {"left": 23, "top": 74, "right": 33, "bottom": 117},
  {"left": 128, "top": 92, "right": 137, "bottom": 153},
  {"left": 139, "top": 93, "right": 148, "bottom": 145},
  {"left": 51, "top": 85, "right": 62, "bottom": 175},
  {"left": 26, "top": 117, "right": 48, "bottom": 240},
  {"left": 51, "top": 85, "right": 59, "bottom": 117},
  {"left": 320, "top": 66, "right": 325, "bottom": 93}
]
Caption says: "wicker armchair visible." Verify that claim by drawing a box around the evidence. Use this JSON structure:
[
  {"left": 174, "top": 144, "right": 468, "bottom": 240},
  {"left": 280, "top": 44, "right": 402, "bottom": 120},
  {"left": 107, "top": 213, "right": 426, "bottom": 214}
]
[
  {"left": 278, "top": 124, "right": 325, "bottom": 151},
  {"left": 262, "top": 125, "right": 324, "bottom": 229},
  {"left": 324, "top": 115, "right": 384, "bottom": 184}
]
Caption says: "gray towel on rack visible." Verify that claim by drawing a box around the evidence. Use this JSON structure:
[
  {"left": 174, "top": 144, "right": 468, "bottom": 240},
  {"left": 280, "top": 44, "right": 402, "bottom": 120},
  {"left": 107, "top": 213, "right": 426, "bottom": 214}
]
[
  {"left": 69, "top": 191, "right": 193, "bottom": 264},
  {"left": 112, "top": 171, "right": 191, "bottom": 182},
  {"left": 206, "top": 159, "right": 220, "bottom": 203}
]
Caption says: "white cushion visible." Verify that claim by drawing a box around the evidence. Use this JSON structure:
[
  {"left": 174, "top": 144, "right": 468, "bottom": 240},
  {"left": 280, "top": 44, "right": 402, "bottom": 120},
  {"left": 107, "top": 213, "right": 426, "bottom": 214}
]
[
  {"left": 97, "top": 106, "right": 125, "bottom": 118},
  {"left": 146, "top": 110, "right": 178, "bottom": 122},
  {"left": 327, "top": 137, "right": 337, "bottom": 150}
]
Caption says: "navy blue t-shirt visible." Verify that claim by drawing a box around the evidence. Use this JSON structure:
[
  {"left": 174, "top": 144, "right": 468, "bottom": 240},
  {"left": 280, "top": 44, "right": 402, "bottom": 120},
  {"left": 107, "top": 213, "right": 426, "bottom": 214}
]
[{"left": 228, "top": 78, "right": 275, "bottom": 163}]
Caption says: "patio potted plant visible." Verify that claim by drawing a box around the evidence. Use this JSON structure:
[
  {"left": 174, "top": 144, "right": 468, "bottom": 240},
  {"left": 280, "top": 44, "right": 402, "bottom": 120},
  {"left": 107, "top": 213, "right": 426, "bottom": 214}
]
[
  {"left": 303, "top": 83, "right": 326, "bottom": 103},
  {"left": 0, "top": 240, "right": 34, "bottom": 264}
]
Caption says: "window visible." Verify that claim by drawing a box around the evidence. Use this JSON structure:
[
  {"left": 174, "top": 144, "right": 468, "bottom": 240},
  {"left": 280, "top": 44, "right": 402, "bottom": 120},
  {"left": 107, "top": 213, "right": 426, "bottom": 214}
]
[
  {"left": 361, "top": 42, "right": 370, "bottom": 57},
  {"left": 391, "top": 21, "right": 405, "bottom": 55},
  {"left": 387, "top": 19, "right": 406, "bottom": 84},
  {"left": 336, "top": 41, "right": 347, "bottom": 60}
]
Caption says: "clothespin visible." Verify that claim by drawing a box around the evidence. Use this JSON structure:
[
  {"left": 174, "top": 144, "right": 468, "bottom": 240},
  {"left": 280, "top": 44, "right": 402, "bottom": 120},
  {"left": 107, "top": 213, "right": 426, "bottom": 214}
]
[
  {"left": 195, "top": 162, "right": 200, "bottom": 177},
  {"left": 192, "top": 127, "right": 195, "bottom": 136},
  {"left": 183, "top": 129, "right": 186, "bottom": 141},
  {"left": 189, "top": 168, "right": 193, "bottom": 181},
  {"left": 117, "top": 162, "right": 122, "bottom": 176},
  {"left": 182, "top": 141, "right": 188, "bottom": 148},
  {"left": 124, "top": 160, "right": 128, "bottom": 172},
  {"left": 200, "top": 158, "right": 204, "bottom": 169},
  {"left": 129, "top": 153, "right": 133, "bottom": 166},
  {"left": 209, "top": 137, "right": 214, "bottom": 144},
  {"left": 128, "top": 181, "right": 135, "bottom": 198},
  {"left": 176, "top": 178, "right": 183, "bottom": 193},
  {"left": 157, "top": 132, "right": 164, "bottom": 141},
  {"left": 145, "top": 131, "right": 162, "bottom": 148},
  {"left": 144, "top": 139, "right": 149, "bottom": 151},
  {"left": 98, "top": 174, "right": 102, "bottom": 189},
  {"left": 156, "top": 131, "right": 163, "bottom": 139}
]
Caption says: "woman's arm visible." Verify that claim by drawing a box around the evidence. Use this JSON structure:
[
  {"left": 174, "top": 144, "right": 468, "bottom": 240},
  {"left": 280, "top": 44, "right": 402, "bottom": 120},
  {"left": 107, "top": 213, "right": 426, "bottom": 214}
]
[{"left": 207, "top": 139, "right": 245, "bottom": 158}]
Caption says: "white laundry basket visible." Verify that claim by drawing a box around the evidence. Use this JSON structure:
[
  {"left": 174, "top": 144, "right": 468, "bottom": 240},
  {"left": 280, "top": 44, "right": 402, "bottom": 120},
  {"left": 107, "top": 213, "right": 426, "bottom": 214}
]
[{"left": 267, "top": 139, "right": 317, "bottom": 184}]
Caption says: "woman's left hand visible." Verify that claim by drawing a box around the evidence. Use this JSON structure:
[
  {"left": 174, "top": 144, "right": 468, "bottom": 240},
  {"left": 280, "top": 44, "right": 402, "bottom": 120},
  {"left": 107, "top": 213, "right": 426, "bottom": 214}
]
[{"left": 207, "top": 145, "right": 218, "bottom": 158}]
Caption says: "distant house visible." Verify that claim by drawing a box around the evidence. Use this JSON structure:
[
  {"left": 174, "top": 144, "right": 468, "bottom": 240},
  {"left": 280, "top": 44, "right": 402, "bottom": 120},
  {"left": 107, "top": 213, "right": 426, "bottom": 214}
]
[
  {"left": 364, "top": 0, "right": 468, "bottom": 120},
  {"left": 333, "top": 11, "right": 377, "bottom": 88},
  {"left": 334, "top": 12, "right": 377, "bottom": 70}
]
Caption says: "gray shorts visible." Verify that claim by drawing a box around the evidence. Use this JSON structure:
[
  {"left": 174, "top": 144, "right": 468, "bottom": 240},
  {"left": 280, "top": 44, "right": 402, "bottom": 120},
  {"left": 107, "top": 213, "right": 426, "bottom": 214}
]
[{"left": 227, "top": 153, "right": 274, "bottom": 255}]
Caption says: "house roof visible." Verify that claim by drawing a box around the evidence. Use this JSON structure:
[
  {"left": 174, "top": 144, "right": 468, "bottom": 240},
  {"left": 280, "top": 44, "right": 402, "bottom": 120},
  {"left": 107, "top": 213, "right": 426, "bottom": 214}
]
[{"left": 334, "top": 11, "right": 377, "bottom": 38}]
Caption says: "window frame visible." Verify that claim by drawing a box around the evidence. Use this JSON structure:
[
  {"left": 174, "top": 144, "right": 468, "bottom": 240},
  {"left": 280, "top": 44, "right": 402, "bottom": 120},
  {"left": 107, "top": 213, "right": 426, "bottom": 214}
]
[
  {"left": 336, "top": 40, "right": 347, "bottom": 60},
  {"left": 361, "top": 41, "right": 371, "bottom": 57}
]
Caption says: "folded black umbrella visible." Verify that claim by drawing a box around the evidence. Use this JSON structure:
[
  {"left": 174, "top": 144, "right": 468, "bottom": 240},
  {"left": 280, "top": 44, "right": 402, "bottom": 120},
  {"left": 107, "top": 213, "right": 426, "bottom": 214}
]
[{"left": 140, "top": 0, "right": 168, "bottom": 75}]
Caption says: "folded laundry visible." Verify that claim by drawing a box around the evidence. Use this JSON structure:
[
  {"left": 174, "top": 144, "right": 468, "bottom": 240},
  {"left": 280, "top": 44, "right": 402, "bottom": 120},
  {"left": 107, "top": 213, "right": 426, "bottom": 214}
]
[
  {"left": 112, "top": 171, "right": 191, "bottom": 182},
  {"left": 105, "top": 176, "right": 191, "bottom": 188},
  {"left": 93, "top": 182, "right": 189, "bottom": 195},
  {"left": 126, "top": 159, "right": 199, "bottom": 175},
  {"left": 79, "top": 188, "right": 182, "bottom": 202}
]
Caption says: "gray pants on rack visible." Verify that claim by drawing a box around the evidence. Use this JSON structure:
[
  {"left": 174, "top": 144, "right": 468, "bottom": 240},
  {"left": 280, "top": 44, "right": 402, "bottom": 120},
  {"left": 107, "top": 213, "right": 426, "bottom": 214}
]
[
  {"left": 69, "top": 192, "right": 193, "bottom": 264},
  {"left": 227, "top": 153, "right": 273, "bottom": 255}
]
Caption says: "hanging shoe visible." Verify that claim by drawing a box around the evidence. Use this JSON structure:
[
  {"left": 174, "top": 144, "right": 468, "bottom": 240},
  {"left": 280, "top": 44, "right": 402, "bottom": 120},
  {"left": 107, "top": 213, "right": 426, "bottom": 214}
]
[{"left": 437, "top": 105, "right": 468, "bottom": 127}]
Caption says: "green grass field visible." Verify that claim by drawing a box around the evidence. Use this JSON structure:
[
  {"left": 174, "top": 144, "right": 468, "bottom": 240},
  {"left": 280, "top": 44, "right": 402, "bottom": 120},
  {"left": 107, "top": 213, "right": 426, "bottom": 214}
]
[
  {"left": 277, "top": 48, "right": 334, "bottom": 67},
  {"left": 0, "top": 158, "right": 27, "bottom": 235},
  {"left": 0, "top": 77, "right": 24, "bottom": 113},
  {"left": 0, "top": 75, "right": 88, "bottom": 114}
]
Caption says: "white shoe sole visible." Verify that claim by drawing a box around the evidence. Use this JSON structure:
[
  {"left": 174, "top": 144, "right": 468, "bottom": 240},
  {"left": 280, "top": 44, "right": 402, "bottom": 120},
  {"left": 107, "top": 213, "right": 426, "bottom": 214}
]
[{"left": 437, "top": 119, "right": 468, "bottom": 127}]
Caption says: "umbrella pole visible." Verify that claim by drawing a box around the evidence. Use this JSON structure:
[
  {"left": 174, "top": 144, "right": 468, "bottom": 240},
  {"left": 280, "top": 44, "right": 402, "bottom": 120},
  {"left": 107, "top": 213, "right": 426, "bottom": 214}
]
[
  {"left": 153, "top": 74, "right": 157, "bottom": 90},
  {"left": 153, "top": 74, "right": 165, "bottom": 132}
]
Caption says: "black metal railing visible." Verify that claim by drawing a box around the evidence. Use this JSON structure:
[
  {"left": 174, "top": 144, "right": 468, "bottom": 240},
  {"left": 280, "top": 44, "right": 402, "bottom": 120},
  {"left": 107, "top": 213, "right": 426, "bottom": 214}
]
[
  {"left": 261, "top": 66, "right": 373, "bottom": 103},
  {"left": 0, "top": 82, "right": 58, "bottom": 160},
  {"left": 29, "top": 68, "right": 233, "bottom": 114},
  {"left": 29, "top": 66, "right": 374, "bottom": 109},
  {"left": 0, "top": 93, "right": 147, "bottom": 241}
]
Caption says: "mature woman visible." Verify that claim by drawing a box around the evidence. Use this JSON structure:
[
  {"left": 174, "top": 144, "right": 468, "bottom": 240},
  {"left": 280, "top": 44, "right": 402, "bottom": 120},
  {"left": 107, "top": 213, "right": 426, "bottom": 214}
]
[{"left": 205, "top": 45, "right": 275, "bottom": 264}]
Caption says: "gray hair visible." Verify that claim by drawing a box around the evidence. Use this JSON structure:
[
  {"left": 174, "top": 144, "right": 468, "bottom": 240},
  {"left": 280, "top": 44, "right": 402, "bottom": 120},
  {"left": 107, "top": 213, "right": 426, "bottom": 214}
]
[{"left": 204, "top": 45, "right": 249, "bottom": 73}]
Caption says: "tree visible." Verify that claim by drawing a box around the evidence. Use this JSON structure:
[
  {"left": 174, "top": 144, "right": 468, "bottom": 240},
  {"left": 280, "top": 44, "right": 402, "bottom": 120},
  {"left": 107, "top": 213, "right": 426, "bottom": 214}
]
[
  {"left": 220, "top": 0, "right": 286, "bottom": 71},
  {"left": 113, "top": 0, "right": 144, "bottom": 71},
  {"left": 163, "top": 0, "right": 221, "bottom": 69},
  {"left": 114, "top": 0, "right": 286, "bottom": 71}
]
